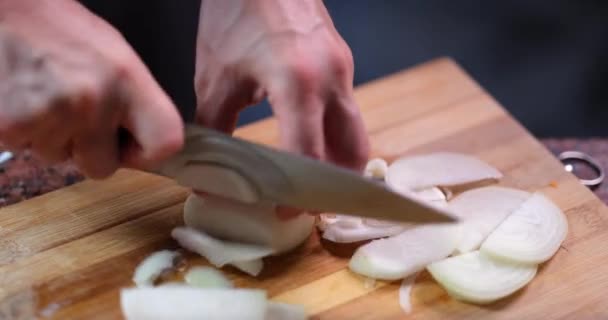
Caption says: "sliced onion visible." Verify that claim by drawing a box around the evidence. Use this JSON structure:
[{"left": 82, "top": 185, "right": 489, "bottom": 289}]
[
  {"left": 132, "top": 250, "right": 180, "bottom": 287},
  {"left": 316, "top": 213, "right": 338, "bottom": 231},
  {"left": 449, "top": 187, "right": 531, "bottom": 254},
  {"left": 427, "top": 251, "right": 537, "bottom": 304},
  {"left": 398, "top": 272, "right": 419, "bottom": 314},
  {"left": 348, "top": 224, "right": 461, "bottom": 280},
  {"left": 386, "top": 152, "right": 502, "bottom": 194},
  {"left": 363, "top": 277, "right": 377, "bottom": 289},
  {"left": 184, "top": 194, "right": 314, "bottom": 254},
  {"left": 171, "top": 227, "right": 273, "bottom": 276},
  {"left": 184, "top": 266, "right": 233, "bottom": 288},
  {"left": 480, "top": 192, "right": 568, "bottom": 264},
  {"left": 319, "top": 187, "right": 444, "bottom": 244},
  {"left": 265, "top": 302, "right": 307, "bottom": 320},
  {"left": 322, "top": 218, "right": 410, "bottom": 243},
  {"left": 120, "top": 286, "right": 268, "bottom": 320},
  {"left": 364, "top": 158, "right": 388, "bottom": 180}
]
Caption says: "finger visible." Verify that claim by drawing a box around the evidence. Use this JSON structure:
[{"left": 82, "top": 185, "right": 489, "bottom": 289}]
[
  {"left": 323, "top": 96, "right": 370, "bottom": 171},
  {"left": 31, "top": 131, "right": 71, "bottom": 164},
  {"left": 119, "top": 64, "right": 184, "bottom": 170},
  {"left": 72, "top": 128, "right": 119, "bottom": 179},
  {"left": 269, "top": 91, "right": 326, "bottom": 160},
  {"left": 195, "top": 77, "right": 259, "bottom": 134},
  {"left": 28, "top": 97, "right": 76, "bottom": 163}
]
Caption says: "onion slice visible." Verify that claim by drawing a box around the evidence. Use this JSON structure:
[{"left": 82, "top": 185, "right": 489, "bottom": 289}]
[
  {"left": 364, "top": 158, "right": 388, "bottom": 179},
  {"left": 386, "top": 152, "right": 502, "bottom": 194},
  {"left": 319, "top": 187, "right": 445, "bottom": 243},
  {"left": 449, "top": 187, "right": 531, "bottom": 254},
  {"left": 132, "top": 250, "right": 180, "bottom": 287},
  {"left": 398, "top": 272, "right": 419, "bottom": 314},
  {"left": 171, "top": 227, "right": 273, "bottom": 276},
  {"left": 184, "top": 266, "right": 233, "bottom": 288},
  {"left": 322, "top": 216, "right": 410, "bottom": 243},
  {"left": 480, "top": 192, "right": 568, "bottom": 265},
  {"left": 349, "top": 224, "right": 461, "bottom": 280},
  {"left": 427, "top": 251, "right": 537, "bottom": 304},
  {"left": 120, "top": 286, "right": 268, "bottom": 320}
]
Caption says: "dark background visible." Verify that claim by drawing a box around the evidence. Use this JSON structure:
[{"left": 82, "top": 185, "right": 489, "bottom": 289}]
[{"left": 80, "top": 0, "right": 608, "bottom": 137}]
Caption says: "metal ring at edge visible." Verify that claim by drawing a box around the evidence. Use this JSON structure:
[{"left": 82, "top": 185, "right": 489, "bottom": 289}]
[{"left": 558, "top": 151, "right": 605, "bottom": 187}]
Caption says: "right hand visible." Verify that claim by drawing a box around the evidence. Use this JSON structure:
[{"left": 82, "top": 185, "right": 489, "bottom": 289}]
[{"left": 0, "top": 0, "right": 184, "bottom": 178}]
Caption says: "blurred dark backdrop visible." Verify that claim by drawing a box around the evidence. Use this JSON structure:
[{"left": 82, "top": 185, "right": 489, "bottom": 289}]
[{"left": 80, "top": 0, "right": 608, "bottom": 137}]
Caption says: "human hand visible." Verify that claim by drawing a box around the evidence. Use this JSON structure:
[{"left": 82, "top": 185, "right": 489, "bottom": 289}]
[
  {"left": 0, "top": 0, "right": 184, "bottom": 178},
  {"left": 195, "top": 0, "right": 369, "bottom": 172}
]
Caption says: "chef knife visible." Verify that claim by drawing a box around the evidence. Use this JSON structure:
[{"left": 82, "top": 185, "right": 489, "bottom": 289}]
[{"left": 147, "top": 124, "right": 458, "bottom": 224}]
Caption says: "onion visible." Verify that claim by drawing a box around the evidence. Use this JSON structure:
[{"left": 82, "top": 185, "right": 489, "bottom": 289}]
[
  {"left": 364, "top": 158, "right": 388, "bottom": 180},
  {"left": 480, "top": 192, "right": 568, "bottom": 265},
  {"left": 120, "top": 286, "right": 268, "bottom": 320},
  {"left": 348, "top": 224, "right": 461, "bottom": 280},
  {"left": 449, "top": 187, "right": 531, "bottom": 254},
  {"left": 132, "top": 250, "right": 180, "bottom": 287},
  {"left": 322, "top": 216, "right": 410, "bottom": 243},
  {"left": 319, "top": 187, "right": 445, "bottom": 244},
  {"left": 386, "top": 152, "right": 502, "bottom": 194},
  {"left": 184, "top": 266, "right": 233, "bottom": 288},
  {"left": 398, "top": 272, "right": 419, "bottom": 314},
  {"left": 265, "top": 302, "right": 307, "bottom": 320},
  {"left": 171, "top": 227, "right": 273, "bottom": 276},
  {"left": 427, "top": 251, "right": 537, "bottom": 304},
  {"left": 184, "top": 194, "right": 314, "bottom": 254}
]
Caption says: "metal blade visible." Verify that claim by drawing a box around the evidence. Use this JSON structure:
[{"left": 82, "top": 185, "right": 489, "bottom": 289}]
[{"left": 247, "top": 141, "right": 458, "bottom": 224}]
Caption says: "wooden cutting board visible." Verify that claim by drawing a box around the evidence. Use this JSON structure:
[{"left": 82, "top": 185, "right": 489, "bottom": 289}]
[{"left": 1, "top": 58, "right": 606, "bottom": 320}]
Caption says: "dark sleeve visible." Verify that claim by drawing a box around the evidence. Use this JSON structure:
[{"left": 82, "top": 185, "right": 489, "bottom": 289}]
[{"left": 78, "top": 0, "right": 201, "bottom": 122}]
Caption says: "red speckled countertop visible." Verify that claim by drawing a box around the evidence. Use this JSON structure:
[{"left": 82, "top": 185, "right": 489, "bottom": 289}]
[{"left": 0, "top": 139, "right": 606, "bottom": 207}]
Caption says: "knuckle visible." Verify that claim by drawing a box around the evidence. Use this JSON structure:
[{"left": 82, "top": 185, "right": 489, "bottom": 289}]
[
  {"left": 112, "top": 60, "right": 131, "bottom": 83},
  {"left": 327, "top": 48, "right": 352, "bottom": 79},
  {"left": 284, "top": 58, "right": 322, "bottom": 94},
  {"left": 67, "top": 84, "right": 101, "bottom": 116}
]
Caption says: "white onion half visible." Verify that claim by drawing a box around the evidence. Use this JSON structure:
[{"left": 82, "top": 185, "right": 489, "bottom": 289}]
[
  {"left": 171, "top": 227, "right": 273, "bottom": 276},
  {"left": 349, "top": 224, "right": 461, "bottom": 280},
  {"left": 427, "top": 251, "right": 537, "bottom": 304},
  {"left": 398, "top": 272, "right": 419, "bottom": 314},
  {"left": 132, "top": 250, "right": 180, "bottom": 287},
  {"left": 449, "top": 187, "right": 531, "bottom": 254},
  {"left": 481, "top": 192, "right": 568, "bottom": 265},
  {"left": 184, "top": 195, "right": 314, "bottom": 254},
  {"left": 386, "top": 152, "right": 502, "bottom": 194},
  {"left": 120, "top": 286, "right": 268, "bottom": 320}
]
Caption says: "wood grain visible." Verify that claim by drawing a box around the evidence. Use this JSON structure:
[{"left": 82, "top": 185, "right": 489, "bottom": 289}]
[{"left": 0, "top": 58, "right": 605, "bottom": 319}]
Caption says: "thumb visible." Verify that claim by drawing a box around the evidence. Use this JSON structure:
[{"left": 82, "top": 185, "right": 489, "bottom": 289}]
[{"left": 119, "top": 68, "right": 184, "bottom": 170}]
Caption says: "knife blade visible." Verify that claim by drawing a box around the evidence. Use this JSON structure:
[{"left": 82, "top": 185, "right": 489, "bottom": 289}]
[{"left": 149, "top": 124, "right": 458, "bottom": 224}]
